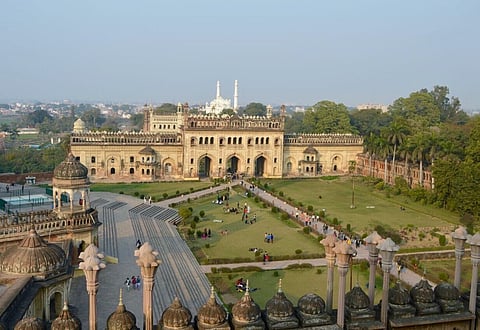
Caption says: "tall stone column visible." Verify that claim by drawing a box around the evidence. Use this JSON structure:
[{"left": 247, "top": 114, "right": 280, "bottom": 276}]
[
  {"left": 79, "top": 244, "right": 106, "bottom": 330},
  {"left": 378, "top": 238, "right": 399, "bottom": 327},
  {"left": 333, "top": 240, "right": 356, "bottom": 329},
  {"left": 321, "top": 233, "right": 338, "bottom": 314},
  {"left": 365, "top": 231, "right": 383, "bottom": 308},
  {"left": 135, "top": 242, "right": 161, "bottom": 330},
  {"left": 467, "top": 233, "right": 480, "bottom": 314},
  {"left": 451, "top": 226, "right": 468, "bottom": 290}
]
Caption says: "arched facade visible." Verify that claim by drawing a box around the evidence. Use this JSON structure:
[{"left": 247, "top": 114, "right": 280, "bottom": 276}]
[{"left": 70, "top": 105, "right": 363, "bottom": 182}]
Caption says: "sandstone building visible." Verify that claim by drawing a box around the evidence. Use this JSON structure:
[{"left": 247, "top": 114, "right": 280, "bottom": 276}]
[{"left": 70, "top": 104, "right": 363, "bottom": 183}]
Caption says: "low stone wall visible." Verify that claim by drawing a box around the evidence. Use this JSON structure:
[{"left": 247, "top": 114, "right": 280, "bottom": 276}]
[{"left": 0, "top": 172, "right": 53, "bottom": 184}]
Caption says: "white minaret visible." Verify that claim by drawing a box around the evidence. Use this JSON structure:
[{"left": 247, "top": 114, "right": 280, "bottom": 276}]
[
  {"left": 216, "top": 81, "right": 220, "bottom": 99},
  {"left": 233, "top": 80, "right": 239, "bottom": 112}
]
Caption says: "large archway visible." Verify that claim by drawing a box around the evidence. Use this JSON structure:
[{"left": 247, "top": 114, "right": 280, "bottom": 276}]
[
  {"left": 255, "top": 156, "right": 266, "bottom": 177},
  {"left": 198, "top": 155, "right": 212, "bottom": 178},
  {"left": 227, "top": 156, "right": 240, "bottom": 177}
]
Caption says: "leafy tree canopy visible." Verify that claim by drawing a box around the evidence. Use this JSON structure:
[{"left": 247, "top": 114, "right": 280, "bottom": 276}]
[
  {"left": 81, "top": 108, "right": 105, "bottom": 129},
  {"left": 154, "top": 103, "right": 177, "bottom": 114},
  {"left": 302, "top": 100, "right": 355, "bottom": 134},
  {"left": 242, "top": 103, "right": 267, "bottom": 116},
  {"left": 349, "top": 108, "right": 392, "bottom": 136}
]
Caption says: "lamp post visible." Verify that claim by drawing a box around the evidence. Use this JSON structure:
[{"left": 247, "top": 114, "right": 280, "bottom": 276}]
[
  {"left": 348, "top": 160, "right": 357, "bottom": 209},
  {"left": 333, "top": 240, "right": 356, "bottom": 328},
  {"left": 135, "top": 242, "right": 161, "bottom": 330},
  {"left": 378, "top": 237, "right": 399, "bottom": 327},
  {"left": 451, "top": 226, "right": 468, "bottom": 290},
  {"left": 79, "top": 244, "right": 106, "bottom": 330},
  {"left": 467, "top": 233, "right": 480, "bottom": 315},
  {"left": 365, "top": 231, "right": 384, "bottom": 308}
]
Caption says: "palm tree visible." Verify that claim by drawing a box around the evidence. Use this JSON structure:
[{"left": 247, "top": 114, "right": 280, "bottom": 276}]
[
  {"left": 410, "top": 134, "right": 429, "bottom": 187},
  {"left": 384, "top": 121, "right": 408, "bottom": 181},
  {"left": 363, "top": 132, "right": 378, "bottom": 177}
]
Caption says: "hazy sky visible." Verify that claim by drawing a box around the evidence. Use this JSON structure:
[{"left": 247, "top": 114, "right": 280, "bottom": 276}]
[{"left": 1, "top": 0, "right": 479, "bottom": 109}]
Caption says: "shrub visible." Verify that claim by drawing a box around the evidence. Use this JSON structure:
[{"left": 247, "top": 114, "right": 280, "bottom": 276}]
[
  {"left": 211, "top": 267, "right": 217, "bottom": 274},
  {"left": 199, "top": 210, "right": 205, "bottom": 218},
  {"left": 316, "top": 268, "right": 323, "bottom": 274},
  {"left": 271, "top": 206, "right": 279, "bottom": 213},
  {"left": 295, "top": 249, "right": 303, "bottom": 255},
  {"left": 279, "top": 191, "right": 284, "bottom": 197},
  {"left": 190, "top": 222, "right": 196, "bottom": 230},
  {"left": 163, "top": 192, "right": 168, "bottom": 199},
  {"left": 439, "top": 272, "right": 449, "bottom": 282},
  {"left": 205, "top": 243, "right": 210, "bottom": 248},
  {"left": 254, "top": 196, "right": 260, "bottom": 203},
  {"left": 119, "top": 191, "right": 124, "bottom": 194},
  {"left": 280, "top": 212, "right": 290, "bottom": 221},
  {"left": 134, "top": 191, "right": 140, "bottom": 196},
  {"left": 196, "top": 230, "right": 203, "bottom": 238},
  {"left": 303, "top": 227, "right": 311, "bottom": 234},
  {"left": 307, "top": 205, "right": 313, "bottom": 212},
  {"left": 273, "top": 270, "right": 279, "bottom": 277},
  {"left": 438, "top": 235, "right": 447, "bottom": 246},
  {"left": 193, "top": 216, "right": 200, "bottom": 223}
]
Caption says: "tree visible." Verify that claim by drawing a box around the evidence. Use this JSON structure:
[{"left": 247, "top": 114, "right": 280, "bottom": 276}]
[
  {"left": 22, "top": 110, "right": 53, "bottom": 127},
  {"left": 302, "top": 101, "right": 354, "bottom": 134},
  {"left": 429, "top": 85, "right": 465, "bottom": 123},
  {"left": 154, "top": 103, "right": 177, "bottom": 114},
  {"left": 383, "top": 120, "right": 409, "bottom": 181},
  {"left": 284, "top": 112, "right": 306, "bottom": 133},
  {"left": 242, "top": 103, "right": 267, "bottom": 116},
  {"left": 130, "top": 113, "right": 144, "bottom": 131},
  {"left": 349, "top": 108, "right": 392, "bottom": 136},
  {"left": 81, "top": 108, "right": 105, "bottom": 129},
  {"left": 409, "top": 134, "right": 430, "bottom": 187}
]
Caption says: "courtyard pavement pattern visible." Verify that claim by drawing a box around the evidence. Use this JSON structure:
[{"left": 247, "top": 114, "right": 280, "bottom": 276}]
[{"left": 1, "top": 181, "right": 430, "bottom": 328}]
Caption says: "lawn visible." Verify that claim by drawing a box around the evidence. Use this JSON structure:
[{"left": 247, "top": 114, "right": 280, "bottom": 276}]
[
  {"left": 178, "top": 186, "right": 323, "bottom": 263},
  {"left": 90, "top": 181, "right": 213, "bottom": 201},
  {"left": 208, "top": 264, "right": 384, "bottom": 309},
  {"left": 260, "top": 177, "right": 460, "bottom": 236},
  {"left": 417, "top": 259, "right": 472, "bottom": 293}
]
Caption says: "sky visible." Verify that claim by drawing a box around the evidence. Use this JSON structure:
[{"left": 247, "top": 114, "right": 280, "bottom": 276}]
[{"left": 1, "top": 0, "right": 479, "bottom": 110}]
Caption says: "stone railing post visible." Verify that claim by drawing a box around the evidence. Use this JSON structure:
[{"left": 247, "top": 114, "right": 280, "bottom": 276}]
[
  {"left": 378, "top": 238, "right": 399, "bottom": 327},
  {"left": 135, "top": 242, "right": 161, "bottom": 330},
  {"left": 333, "top": 240, "right": 356, "bottom": 329},
  {"left": 321, "top": 233, "right": 338, "bottom": 314},
  {"left": 365, "top": 231, "right": 383, "bottom": 308},
  {"left": 451, "top": 226, "right": 468, "bottom": 290},
  {"left": 79, "top": 244, "right": 106, "bottom": 330}
]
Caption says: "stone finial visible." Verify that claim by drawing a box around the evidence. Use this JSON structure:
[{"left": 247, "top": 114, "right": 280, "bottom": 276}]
[
  {"left": 135, "top": 242, "right": 161, "bottom": 268},
  {"left": 451, "top": 226, "right": 468, "bottom": 241},
  {"left": 333, "top": 240, "right": 356, "bottom": 266},
  {"left": 78, "top": 244, "right": 106, "bottom": 271},
  {"left": 320, "top": 233, "right": 338, "bottom": 255}
]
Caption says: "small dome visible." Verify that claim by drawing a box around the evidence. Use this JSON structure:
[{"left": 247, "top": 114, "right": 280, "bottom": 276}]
[
  {"left": 298, "top": 293, "right": 326, "bottom": 315},
  {"left": 73, "top": 118, "right": 86, "bottom": 133},
  {"left": 303, "top": 146, "right": 317, "bottom": 154},
  {"left": 161, "top": 297, "right": 192, "bottom": 328},
  {"left": 53, "top": 153, "right": 88, "bottom": 180},
  {"left": 51, "top": 302, "right": 82, "bottom": 330},
  {"left": 411, "top": 279, "right": 435, "bottom": 303},
  {"left": 197, "top": 287, "right": 227, "bottom": 326},
  {"left": 265, "top": 279, "right": 295, "bottom": 318},
  {"left": 14, "top": 317, "right": 46, "bottom": 330},
  {"left": 345, "top": 285, "right": 370, "bottom": 309},
  {"left": 106, "top": 289, "right": 138, "bottom": 330},
  {"left": 389, "top": 281, "right": 411, "bottom": 305},
  {"left": 139, "top": 145, "right": 155, "bottom": 155},
  {"left": 232, "top": 283, "right": 262, "bottom": 323},
  {"left": 434, "top": 282, "right": 461, "bottom": 301},
  {"left": 0, "top": 227, "right": 66, "bottom": 277}
]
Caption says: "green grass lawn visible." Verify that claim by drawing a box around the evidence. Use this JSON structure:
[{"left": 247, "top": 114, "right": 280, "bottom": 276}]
[
  {"left": 90, "top": 181, "right": 213, "bottom": 201},
  {"left": 208, "top": 265, "right": 384, "bottom": 309},
  {"left": 261, "top": 177, "right": 460, "bottom": 235},
  {"left": 417, "top": 259, "right": 472, "bottom": 292},
  {"left": 179, "top": 186, "right": 323, "bottom": 263}
]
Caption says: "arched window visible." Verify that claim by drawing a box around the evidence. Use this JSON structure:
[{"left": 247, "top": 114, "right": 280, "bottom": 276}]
[
  {"left": 210, "top": 137, "right": 214, "bottom": 144},
  {"left": 199, "top": 137, "right": 203, "bottom": 144},
  {"left": 287, "top": 162, "right": 292, "bottom": 172},
  {"left": 266, "top": 137, "right": 269, "bottom": 144},
  {"left": 91, "top": 168, "right": 96, "bottom": 175},
  {"left": 130, "top": 168, "right": 134, "bottom": 174}
]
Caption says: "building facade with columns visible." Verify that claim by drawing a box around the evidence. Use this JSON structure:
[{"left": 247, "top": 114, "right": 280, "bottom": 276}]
[{"left": 70, "top": 103, "right": 364, "bottom": 183}]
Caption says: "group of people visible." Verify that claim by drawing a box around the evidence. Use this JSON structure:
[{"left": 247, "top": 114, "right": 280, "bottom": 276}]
[
  {"left": 124, "top": 275, "right": 141, "bottom": 291},
  {"left": 264, "top": 232, "right": 274, "bottom": 243},
  {"left": 143, "top": 196, "right": 152, "bottom": 204}
]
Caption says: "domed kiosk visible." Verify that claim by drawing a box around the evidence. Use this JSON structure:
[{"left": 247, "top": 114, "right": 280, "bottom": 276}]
[{"left": 52, "top": 153, "right": 91, "bottom": 216}]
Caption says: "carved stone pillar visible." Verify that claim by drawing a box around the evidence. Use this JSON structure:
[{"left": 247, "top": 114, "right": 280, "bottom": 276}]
[
  {"left": 333, "top": 240, "right": 356, "bottom": 329},
  {"left": 365, "top": 231, "right": 383, "bottom": 308},
  {"left": 79, "top": 244, "right": 106, "bottom": 330},
  {"left": 467, "top": 233, "right": 480, "bottom": 314},
  {"left": 321, "top": 233, "right": 338, "bottom": 314},
  {"left": 135, "top": 242, "right": 161, "bottom": 330},
  {"left": 378, "top": 238, "right": 399, "bottom": 327},
  {"left": 451, "top": 226, "right": 468, "bottom": 290}
]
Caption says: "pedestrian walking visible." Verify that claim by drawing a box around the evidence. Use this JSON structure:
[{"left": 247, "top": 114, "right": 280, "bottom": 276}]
[
  {"left": 125, "top": 277, "right": 131, "bottom": 291},
  {"left": 135, "top": 275, "right": 141, "bottom": 289}
]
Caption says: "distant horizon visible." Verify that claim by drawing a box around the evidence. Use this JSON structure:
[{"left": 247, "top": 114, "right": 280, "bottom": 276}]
[{"left": 1, "top": 1, "right": 479, "bottom": 110}]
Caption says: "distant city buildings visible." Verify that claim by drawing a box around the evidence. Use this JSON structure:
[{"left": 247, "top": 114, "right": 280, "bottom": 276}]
[{"left": 356, "top": 103, "right": 389, "bottom": 113}]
